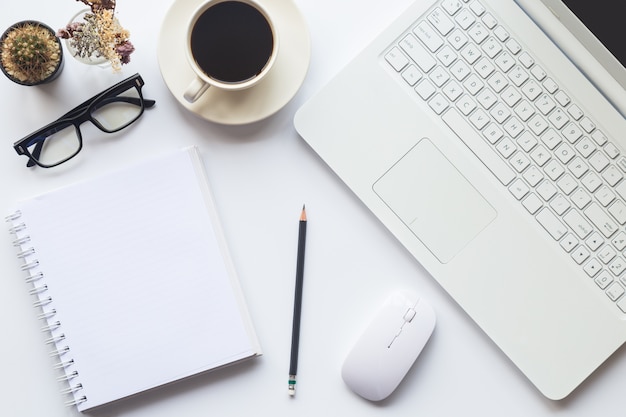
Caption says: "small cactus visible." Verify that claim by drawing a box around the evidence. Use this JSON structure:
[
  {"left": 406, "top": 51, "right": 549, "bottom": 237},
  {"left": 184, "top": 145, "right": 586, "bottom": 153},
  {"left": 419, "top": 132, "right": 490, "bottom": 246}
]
[{"left": 0, "top": 21, "right": 62, "bottom": 85}]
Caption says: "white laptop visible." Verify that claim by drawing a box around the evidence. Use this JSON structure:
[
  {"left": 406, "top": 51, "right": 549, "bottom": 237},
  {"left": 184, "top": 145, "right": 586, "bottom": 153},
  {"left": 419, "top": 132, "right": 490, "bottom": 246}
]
[{"left": 295, "top": 0, "right": 626, "bottom": 400}]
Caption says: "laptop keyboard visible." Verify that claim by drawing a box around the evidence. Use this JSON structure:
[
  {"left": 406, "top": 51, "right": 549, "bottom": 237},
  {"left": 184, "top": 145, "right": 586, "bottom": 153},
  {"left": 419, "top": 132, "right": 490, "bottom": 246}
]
[{"left": 383, "top": 0, "right": 626, "bottom": 313}]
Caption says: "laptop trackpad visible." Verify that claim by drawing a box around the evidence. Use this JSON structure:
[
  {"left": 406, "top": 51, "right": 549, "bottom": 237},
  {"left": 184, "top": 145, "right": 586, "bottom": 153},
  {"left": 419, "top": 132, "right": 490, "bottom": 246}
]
[{"left": 373, "top": 139, "right": 496, "bottom": 263}]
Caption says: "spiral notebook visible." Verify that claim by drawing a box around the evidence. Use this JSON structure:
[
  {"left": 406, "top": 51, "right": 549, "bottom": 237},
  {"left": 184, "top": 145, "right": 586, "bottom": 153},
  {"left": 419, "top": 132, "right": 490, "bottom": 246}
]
[{"left": 5, "top": 147, "right": 261, "bottom": 412}]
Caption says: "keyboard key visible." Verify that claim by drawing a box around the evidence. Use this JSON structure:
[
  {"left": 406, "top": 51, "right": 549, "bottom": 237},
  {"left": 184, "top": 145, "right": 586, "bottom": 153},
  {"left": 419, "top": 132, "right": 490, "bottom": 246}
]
[
  {"left": 591, "top": 129, "right": 608, "bottom": 146},
  {"left": 536, "top": 94, "right": 556, "bottom": 115},
  {"left": 560, "top": 233, "right": 578, "bottom": 252},
  {"left": 501, "top": 86, "right": 522, "bottom": 107},
  {"left": 609, "top": 257, "right": 626, "bottom": 276},
  {"left": 595, "top": 271, "right": 613, "bottom": 289},
  {"left": 581, "top": 171, "right": 602, "bottom": 193},
  {"left": 448, "top": 28, "right": 468, "bottom": 50},
  {"left": 555, "top": 90, "right": 571, "bottom": 107},
  {"left": 604, "top": 143, "right": 620, "bottom": 159},
  {"left": 579, "top": 117, "right": 595, "bottom": 133},
  {"left": 402, "top": 65, "right": 422, "bottom": 86},
  {"left": 606, "top": 282, "right": 625, "bottom": 301},
  {"left": 611, "top": 232, "right": 626, "bottom": 251},
  {"left": 496, "top": 137, "right": 516, "bottom": 158},
  {"left": 464, "top": 73, "right": 484, "bottom": 95},
  {"left": 523, "top": 166, "right": 544, "bottom": 187},
  {"left": 617, "top": 295, "right": 626, "bottom": 313},
  {"left": 586, "top": 232, "right": 604, "bottom": 251},
  {"left": 541, "top": 129, "right": 562, "bottom": 151},
  {"left": 536, "top": 180, "right": 557, "bottom": 200},
  {"left": 543, "top": 78, "right": 559, "bottom": 94},
  {"left": 550, "top": 194, "right": 571, "bottom": 215},
  {"left": 530, "top": 144, "right": 550, "bottom": 166},
  {"left": 456, "top": 94, "right": 477, "bottom": 115},
  {"left": 518, "top": 52, "right": 534, "bottom": 68},
  {"left": 400, "top": 34, "right": 437, "bottom": 72},
  {"left": 602, "top": 165, "right": 623, "bottom": 187},
  {"left": 503, "top": 117, "right": 524, "bottom": 138},
  {"left": 571, "top": 246, "right": 590, "bottom": 264},
  {"left": 505, "top": 39, "right": 522, "bottom": 55},
  {"left": 481, "top": 13, "right": 497, "bottom": 29},
  {"left": 441, "top": 0, "right": 462, "bottom": 15},
  {"left": 468, "top": 22, "right": 489, "bottom": 44},
  {"left": 521, "top": 80, "right": 542, "bottom": 101},
  {"left": 584, "top": 203, "right": 619, "bottom": 237},
  {"left": 598, "top": 246, "right": 617, "bottom": 264},
  {"left": 544, "top": 160, "right": 565, "bottom": 181},
  {"left": 442, "top": 80, "right": 463, "bottom": 101},
  {"left": 555, "top": 143, "right": 575, "bottom": 164},
  {"left": 461, "top": 43, "right": 482, "bottom": 64},
  {"left": 556, "top": 173, "right": 577, "bottom": 195},
  {"left": 385, "top": 47, "right": 409, "bottom": 71},
  {"left": 451, "top": 60, "right": 472, "bottom": 80},
  {"left": 430, "top": 66, "right": 451, "bottom": 87},
  {"left": 469, "top": 108, "right": 489, "bottom": 129},
  {"left": 428, "top": 93, "right": 450, "bottom": 114},
  {"left": 493, "top": 26, "right": 509, "bottom": 42},
  {"left": 564, "top": 209, "right": 593, "bottom": 239},
  {"left": 490, "top": 103, "right": 510, "bottom": 123},
  {"left": 568, "top": 157, "right": 589, "bottom": 179},
  {"left": 488, "top": 71, "right": 509, "bottom": 93},
  {"left": 514, "top": 100, "right": 534, "bottom": 121},
  {"left": 570, "top": 188, "right": 591, "bottom": 209},
  {"left": 536, "top": 207, "right": 568, "bottom": 240},
  {"left": 517, "top": 131, "right": 538, "bottom": 152},
  {"left": 455, "top": 8, "right": 476, "bottom": 29},
  {"left": 509, "top": 178, "right": 529, "bottom": 200},
  {"left": 482, "top": 37, "right": 503, "bottom": 58},
  {"left": 437, "top": 45, "right": 458, "bottom": 67},
  {"left": 584, "top": 259, "right": 602, "bottom": 277},
  {"left": 595, "top": 185, "right": 616, "bottom": 207},
  {"left": 523, "top": 193, "right": 543, "bottom": 214},
  {"left": 562, "top": 123, "right": 582, "bottom": 143},
  {"left": 567, "top": 104, "right": 584, "bottom": 121},
  {"left": 575, "top": 137, "right": 596, "bottom": 158},
  {"left": 530, "top": 65, "right": 547, "bottom": 81},
  {"left": 509, "top": 66, "right": 529, "bottom": 86},
  {"left": 414, "top": 21, "right": 444, "bottom": 52},
  {"left": 477, "top": 89, "right": 497, "bottom": 109},
  {"left": 548, "top": 108, "right": 569, "bottom": 130},
  {"left": 415, "top": 79, "right": 436, "bottom": 100},
  {"left": 528, "top": 115, "right": 549, "bottom": 136},
  {"left": 428, "top": 8, "right": 455, "bottom": 36},
  {"left": 469, "top": 0, "right": 486, "bottom": 16},
  {"left": 608, "top": 200, "right": 626, "bottom": 225},
  {"left": 494, "top": 52, "right": 515, "bottom": 73}
]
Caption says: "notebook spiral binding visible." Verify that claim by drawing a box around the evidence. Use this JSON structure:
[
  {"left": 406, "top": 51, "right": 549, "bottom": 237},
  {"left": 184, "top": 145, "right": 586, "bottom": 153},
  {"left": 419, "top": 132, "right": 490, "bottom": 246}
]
[{"left": 6, "top": 210, "right": 88, "bottom": 408}]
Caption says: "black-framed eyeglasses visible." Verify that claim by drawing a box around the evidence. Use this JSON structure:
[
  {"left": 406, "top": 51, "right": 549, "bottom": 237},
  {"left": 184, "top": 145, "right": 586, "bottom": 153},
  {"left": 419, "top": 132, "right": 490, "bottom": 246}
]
[{"left": 13, "top": 73, "right": 156, "bottom": 168}]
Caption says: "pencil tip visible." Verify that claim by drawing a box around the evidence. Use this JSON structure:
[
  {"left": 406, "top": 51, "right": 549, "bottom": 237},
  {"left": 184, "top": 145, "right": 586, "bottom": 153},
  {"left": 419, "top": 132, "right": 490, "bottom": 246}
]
[{"left": 300, "top": 205, "right": 307, "bottom": 221}]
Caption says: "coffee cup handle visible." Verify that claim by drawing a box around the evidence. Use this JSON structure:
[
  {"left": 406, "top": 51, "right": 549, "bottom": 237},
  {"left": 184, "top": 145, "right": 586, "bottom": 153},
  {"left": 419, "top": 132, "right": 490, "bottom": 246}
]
[{"left": 183, "top": 77, "right": 210, "bottom": 103}]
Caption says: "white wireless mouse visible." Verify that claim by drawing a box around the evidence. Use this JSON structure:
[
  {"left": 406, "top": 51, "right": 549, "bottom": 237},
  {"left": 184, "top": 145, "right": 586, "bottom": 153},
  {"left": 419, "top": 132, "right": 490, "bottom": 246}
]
[{"left": 341, "top": 290, "right": 436, "bottom": 401}]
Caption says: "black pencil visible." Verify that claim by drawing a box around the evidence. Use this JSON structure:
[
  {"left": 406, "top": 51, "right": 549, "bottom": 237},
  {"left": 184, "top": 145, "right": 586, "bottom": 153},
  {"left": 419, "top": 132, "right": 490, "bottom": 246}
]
[{"left": 288, "top": 205, "right": 307, "bottom": 396}]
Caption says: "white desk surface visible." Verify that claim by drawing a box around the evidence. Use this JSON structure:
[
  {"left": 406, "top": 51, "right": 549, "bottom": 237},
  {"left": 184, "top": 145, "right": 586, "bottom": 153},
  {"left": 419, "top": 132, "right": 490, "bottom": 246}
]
[{"left": 1, "top": 1, "right": 625, "bottom": 416}]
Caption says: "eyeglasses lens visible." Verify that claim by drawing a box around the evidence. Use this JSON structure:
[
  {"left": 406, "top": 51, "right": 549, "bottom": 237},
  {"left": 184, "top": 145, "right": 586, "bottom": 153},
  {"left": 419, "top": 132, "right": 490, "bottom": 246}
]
[
  {"left": 91, "top": 85, "right": 143, "bottom": 132},
  {"left": 26, "top": 122, "right": 80, "bottom": 167}
]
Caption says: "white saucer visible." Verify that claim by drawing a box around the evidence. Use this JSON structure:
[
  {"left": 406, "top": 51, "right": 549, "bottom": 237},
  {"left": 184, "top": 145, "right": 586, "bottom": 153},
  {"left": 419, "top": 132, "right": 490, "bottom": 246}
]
[{"left": 157, "top": 0, "right": 311, "bottom": 125}]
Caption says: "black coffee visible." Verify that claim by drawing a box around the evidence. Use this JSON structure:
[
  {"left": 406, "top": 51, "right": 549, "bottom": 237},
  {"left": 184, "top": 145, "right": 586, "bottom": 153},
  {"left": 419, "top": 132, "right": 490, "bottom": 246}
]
[{"left": 190, "top": 1, "right": 274, "bottom": 83}]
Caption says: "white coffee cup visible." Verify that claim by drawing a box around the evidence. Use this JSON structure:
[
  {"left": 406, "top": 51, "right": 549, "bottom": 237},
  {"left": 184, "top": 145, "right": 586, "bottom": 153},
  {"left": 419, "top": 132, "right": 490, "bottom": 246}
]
[{"left": 183, "top": 0, "right": 279, "bottom": 103}]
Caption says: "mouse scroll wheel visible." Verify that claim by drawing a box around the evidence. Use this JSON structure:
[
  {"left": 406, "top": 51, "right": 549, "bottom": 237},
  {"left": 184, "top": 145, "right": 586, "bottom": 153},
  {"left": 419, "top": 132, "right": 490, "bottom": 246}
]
[{"left": 403, "top": 307, "right": 416, "bottom": 323}]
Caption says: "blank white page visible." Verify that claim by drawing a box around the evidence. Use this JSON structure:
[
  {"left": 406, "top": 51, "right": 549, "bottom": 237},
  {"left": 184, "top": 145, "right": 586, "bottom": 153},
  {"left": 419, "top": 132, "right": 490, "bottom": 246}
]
[{"left": 12, "top": 147, "right": 260, "bottom": 411}]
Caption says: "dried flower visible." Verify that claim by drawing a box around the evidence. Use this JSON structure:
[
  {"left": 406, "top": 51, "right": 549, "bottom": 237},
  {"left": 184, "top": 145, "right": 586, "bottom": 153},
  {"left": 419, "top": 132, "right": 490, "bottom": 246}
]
[
  {"left": 58, "top": 0, "right": 134, "bottom": 71},
  {"left": 1, "top": 22, "right": 62, "bottom": 84}
]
